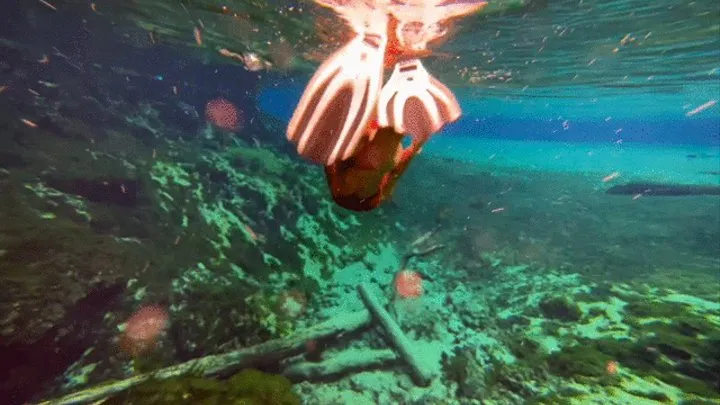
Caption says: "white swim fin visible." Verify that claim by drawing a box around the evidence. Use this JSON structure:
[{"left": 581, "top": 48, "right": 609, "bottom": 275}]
[
  {"left": 287, "top": 30, "right": 388, "bottom": 166},
  {"left": 377, "top": 58, "right": 461, "bottom": 143}
]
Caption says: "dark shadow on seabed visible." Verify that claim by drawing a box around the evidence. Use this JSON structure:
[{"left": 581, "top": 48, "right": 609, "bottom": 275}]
[{"left": 393, "top": 154, "right": 720, "bottom": 290}]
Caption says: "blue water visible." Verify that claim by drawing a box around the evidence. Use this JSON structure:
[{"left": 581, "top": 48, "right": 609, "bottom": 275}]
[{"left": 259, "top": 83, "right": 720, "bottom": 146}]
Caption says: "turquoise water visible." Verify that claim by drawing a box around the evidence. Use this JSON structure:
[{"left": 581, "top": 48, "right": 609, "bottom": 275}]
[{"left": 425, "top": 137, "right": 720, "bottom": 185}]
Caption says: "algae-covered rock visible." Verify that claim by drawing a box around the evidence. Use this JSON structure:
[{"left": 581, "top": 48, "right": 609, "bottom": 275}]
[
  {"left": 539, "top": 296, "right": 582, "bottom": 322},
  {"left": 546, "top": 342, "right": 613, "bottom": 378},
  {"left": 441, "top": 348, "right": 488, "bottom": 399},
  {"left": 104, "top": 369, "right": 301, "bottom": 405},
  {"left": 228, "top": 369, "right": 301, "bottom": 405}
]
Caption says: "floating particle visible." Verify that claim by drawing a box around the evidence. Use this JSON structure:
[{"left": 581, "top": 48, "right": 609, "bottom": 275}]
[
  {"left": 268, "top": 40, "right": 294, "bottom": 70},
  {"left": 395, "top": 270, "right": 423, "bottom": 299},
  {"left": 119, "top": 305, "right": 169, "bottom": 357},
  {"left": 218, "top": 48, "right": 270, "bottom": 71},
  {"left": 193, "top": 27, "right": 203, "bottom": 46},
  {"left": 491, "top": 207, "right": 505, "bottom": 213},
  {"left": 686, "top": 100, "right": 717, "bottom": 117},
  {"left": 606, "top": 360, "right": 619, "bottom": 375},
  {"left": 242, "top": 52, "right": 266, "bottom": 72},
  {"left": 205, "top": 98, "right": 243, "bottom": 131},
  {"left": 39, "top": 0, "right": 57, "bottom": 11},
  {"left": 602, "top": 172, "right": 620, "bottom": 183},
  {"left": 620, "top": 33, "right": 632, "bottom": 46},
  {"left": 20, "top": 118, "right": 38, "bottom": 128}
]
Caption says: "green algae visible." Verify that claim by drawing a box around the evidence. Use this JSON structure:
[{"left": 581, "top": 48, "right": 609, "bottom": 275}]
[
  {"left": 103, "top": 369, "right": 300, "bottom": 405},
  {"left": 547, "top": 342, "right": 613, "bottom": 378},
  {"left": 539, "top": 296, "right": 583, "bottom": 322},
  {"left": 546, "top": 298, "right": 720, "bottom": 400},
  {"left": 624, "top": 299, "right": 680, "bottom": 319},
  {"left": 227, "top": 142, "right": 293, "bottom": 177}
]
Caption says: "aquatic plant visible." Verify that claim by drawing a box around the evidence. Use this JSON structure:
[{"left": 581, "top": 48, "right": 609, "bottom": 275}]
[
  {"left": 538, "top": 296, "right": 583, "bottom": 322},
  {"left": 441, "top": 348, "right": 488, "bottom": 399},
  {"left": 103, "top": 369, "right": 301, "bottom": 405}
]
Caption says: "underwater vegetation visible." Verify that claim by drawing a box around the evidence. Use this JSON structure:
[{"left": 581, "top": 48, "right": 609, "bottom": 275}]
[{"left": 103, "top": 369, "right": 300, "bottom": 405}]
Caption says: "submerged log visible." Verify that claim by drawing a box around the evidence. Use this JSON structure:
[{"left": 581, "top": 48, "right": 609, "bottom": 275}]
[
  {"left": 38, "top": 283, "right": 436, "bottom": 404},
  {"left": 282, "top": 348, "right": 397, "bottom": 381},
  {"left": 37, "top": 310, "right": 372, "bottom": 405},
  {"left": 357, "top": 283, "right": 433, "bottom": 387}
]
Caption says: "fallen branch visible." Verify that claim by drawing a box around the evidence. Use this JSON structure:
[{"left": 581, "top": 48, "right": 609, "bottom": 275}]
[
  {"left": 400, "top": 243, "right": 446, "bottom": 271},
  {"left": 282, "top": 348, "right": 397, "bottom": 381},
  {"left": 37, "top": 310, "right": 372, "bottom": 405},
  {"left": 408, "top": 225, "right": 440, "bottom": 249},
  {"left": 357, "top": 283, "right": 432, "bottom": 387}
]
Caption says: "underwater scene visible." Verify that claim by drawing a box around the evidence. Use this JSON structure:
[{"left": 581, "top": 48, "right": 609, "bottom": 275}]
[{"left": 0, "top": 0, "right": 718, "bottom": 404}]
